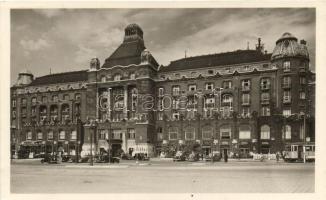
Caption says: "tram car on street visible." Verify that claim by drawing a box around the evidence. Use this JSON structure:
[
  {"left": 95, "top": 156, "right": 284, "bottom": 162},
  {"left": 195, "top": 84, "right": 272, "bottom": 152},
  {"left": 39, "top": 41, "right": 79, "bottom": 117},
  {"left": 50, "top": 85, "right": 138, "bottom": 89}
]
[{"left": 283, "top": 142, "right": 315, "bottom": 162}]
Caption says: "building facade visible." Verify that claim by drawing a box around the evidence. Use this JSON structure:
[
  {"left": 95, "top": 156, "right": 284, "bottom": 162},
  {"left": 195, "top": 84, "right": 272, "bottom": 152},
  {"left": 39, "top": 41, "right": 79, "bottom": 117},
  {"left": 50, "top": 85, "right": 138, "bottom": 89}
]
[{"left": 10, "top": 24, "right": 315, "bottom": 158}]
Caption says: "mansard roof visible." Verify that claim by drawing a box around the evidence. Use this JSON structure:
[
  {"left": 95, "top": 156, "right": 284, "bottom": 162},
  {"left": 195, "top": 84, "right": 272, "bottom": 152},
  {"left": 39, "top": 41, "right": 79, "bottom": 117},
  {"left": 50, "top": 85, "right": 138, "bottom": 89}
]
[
  {"left": 29, "top": 70, "right": 88, "bottom": 86},
  {"left": 160, "top": 50, "right": 272, "bottom": 72},
  {"left": 101, "top": 39, "right": 146, "bottom": 68}
]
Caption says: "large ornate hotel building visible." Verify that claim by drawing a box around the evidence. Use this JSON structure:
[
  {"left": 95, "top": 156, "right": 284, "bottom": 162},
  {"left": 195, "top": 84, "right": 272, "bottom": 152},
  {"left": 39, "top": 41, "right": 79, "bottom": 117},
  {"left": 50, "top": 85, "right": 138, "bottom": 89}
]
[{"left": 10, "top": 24, "right": 315, "bottom": 158}]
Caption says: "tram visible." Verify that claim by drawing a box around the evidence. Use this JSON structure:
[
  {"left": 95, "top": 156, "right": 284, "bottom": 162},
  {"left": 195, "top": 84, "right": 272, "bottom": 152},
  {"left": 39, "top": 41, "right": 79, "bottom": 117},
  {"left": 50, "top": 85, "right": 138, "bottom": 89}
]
[{"left": 283, "top": 142, "right": 315, "bottom": 162}]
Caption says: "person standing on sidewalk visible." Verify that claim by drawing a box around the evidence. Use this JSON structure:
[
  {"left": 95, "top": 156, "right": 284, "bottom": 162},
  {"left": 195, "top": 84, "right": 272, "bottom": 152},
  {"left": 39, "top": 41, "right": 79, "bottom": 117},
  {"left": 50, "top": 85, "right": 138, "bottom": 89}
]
[{"left": 276, "top": 152, "right": 280, "bottom": 162}]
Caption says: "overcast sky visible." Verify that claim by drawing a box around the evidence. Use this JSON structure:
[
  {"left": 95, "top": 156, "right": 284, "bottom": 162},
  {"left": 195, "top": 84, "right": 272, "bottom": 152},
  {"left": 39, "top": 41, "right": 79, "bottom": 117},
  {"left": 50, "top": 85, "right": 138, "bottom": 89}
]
[{"left": 11, "top": 8, "right": 315, "bottom": 85}]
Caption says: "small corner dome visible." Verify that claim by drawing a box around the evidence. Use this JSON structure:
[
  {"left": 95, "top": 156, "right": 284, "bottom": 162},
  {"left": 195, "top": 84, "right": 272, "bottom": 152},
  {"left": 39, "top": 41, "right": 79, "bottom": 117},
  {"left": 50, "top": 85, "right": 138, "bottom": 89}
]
[
  {"left": 19, "top": 69, "right": 33, "bottom": 75},
  {"left": 276, "top": 32, "right": 298, "bottom": 44}
]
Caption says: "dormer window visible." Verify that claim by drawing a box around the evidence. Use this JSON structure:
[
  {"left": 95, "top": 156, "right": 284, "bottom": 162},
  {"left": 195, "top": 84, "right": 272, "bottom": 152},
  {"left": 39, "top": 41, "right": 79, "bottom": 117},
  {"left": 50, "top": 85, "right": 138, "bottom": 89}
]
[
  {"left": 101, "top": 75, "right": 106, "bottom": 82},
  {"left": 130, "top": 73, "right": 136, "bottom": 80},
  {"left": 114, "top": 74, "right": 121, "bottom": 81}
]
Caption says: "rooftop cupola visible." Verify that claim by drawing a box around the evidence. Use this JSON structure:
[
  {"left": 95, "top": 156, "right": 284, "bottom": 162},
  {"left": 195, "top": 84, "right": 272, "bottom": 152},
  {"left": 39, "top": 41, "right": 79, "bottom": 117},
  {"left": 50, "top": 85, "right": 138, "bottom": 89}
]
[
  {"left": 271, "top": 32, "right": 309, "bottom": 61},
  {"left": 15, "top": 69, "right": 34, "bottom": 86},
  {"left": 123, "top": 23, "right": 144, "bottom": 43}
]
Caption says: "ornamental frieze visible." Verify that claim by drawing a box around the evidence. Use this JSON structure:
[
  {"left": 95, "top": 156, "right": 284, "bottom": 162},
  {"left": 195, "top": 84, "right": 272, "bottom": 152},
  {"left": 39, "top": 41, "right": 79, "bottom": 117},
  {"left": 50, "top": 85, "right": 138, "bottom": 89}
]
[{"left": 17, "top": 82, "right": 87, "bottom": 94}]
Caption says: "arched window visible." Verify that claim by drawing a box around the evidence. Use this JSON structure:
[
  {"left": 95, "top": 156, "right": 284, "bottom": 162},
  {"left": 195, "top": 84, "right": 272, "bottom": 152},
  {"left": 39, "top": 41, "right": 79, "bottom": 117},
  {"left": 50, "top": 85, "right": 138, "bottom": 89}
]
[
  {"left": 239, "top": 125, "right": 251, "bottom": 139},
  {"left": 202, "top": 126, "right": 213, "bottom": 139},
  {"left": 114, "top": 74, "right": 121, "bottom": 81},
  {"left": 260, "top": 125, "right": 270, "bottom": 139},
  {"left": 284, "top": 125, "right": 291, "bottom": 139},
  {"left": 185, "top": 127, "right": 195, "bottom": 140},
  {"left": 168, "top": 127, "right": 178, "bottom": 140}
]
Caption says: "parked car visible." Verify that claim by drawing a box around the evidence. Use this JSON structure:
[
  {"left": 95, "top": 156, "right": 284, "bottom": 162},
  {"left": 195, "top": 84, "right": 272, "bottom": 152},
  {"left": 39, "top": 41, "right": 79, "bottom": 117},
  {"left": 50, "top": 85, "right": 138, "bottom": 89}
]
[
  {"left": 134, "top": 153, "right": 150, "bottom": 161},
  {"left": 173, "top": 151, "right": 187, "bottom": 162},
  {"left": 121, "top": 153, "right": 134, "bottom": 160},
  {"left": 187, "top": 152, "right": 200, "bottom": 162},
  {"left": 41, "top": 154, "right": 58, "bottom": 164},
  {"left": 205, "top": 152, "right": 222, "bottom": 162},
  {"left": 95, "top": 154, "right": 120, "bottom": 163}
]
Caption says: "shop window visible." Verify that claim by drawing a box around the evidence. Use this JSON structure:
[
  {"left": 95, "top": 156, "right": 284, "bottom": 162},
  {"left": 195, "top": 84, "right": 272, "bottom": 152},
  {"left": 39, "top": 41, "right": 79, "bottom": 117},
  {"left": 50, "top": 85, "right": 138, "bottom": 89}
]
[
  {"left": 202, "top": 126, "right": 213, "bottom": 139},
  {"left": 260, "top": 125, "right": 270, "bottom": 139},
  {"left": 239, "top": 125, "right": 251, "bottom": 139}
]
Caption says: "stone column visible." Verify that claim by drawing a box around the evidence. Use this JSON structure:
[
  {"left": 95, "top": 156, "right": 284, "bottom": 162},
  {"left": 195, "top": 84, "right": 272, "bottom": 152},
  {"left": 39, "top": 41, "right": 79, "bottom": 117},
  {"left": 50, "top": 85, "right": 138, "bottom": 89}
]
[
  {"left": 107, "top": 88, "right": 111, "bottom": 120},
  {"left": 124, "top": 85, "right": 128, "bottom": 119}
]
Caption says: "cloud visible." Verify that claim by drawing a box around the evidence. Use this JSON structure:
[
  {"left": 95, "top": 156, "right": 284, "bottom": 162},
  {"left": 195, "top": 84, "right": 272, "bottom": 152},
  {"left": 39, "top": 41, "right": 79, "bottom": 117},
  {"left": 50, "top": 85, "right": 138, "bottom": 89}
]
[
  {"left": 19, "top": 38, "right": 51, "bottom": 51},
  {"left": 74, "top": 44, "right": 97, "bottom": 64},
  {"left": 33, "top": 9, "right": 65, "bottom": 18}
]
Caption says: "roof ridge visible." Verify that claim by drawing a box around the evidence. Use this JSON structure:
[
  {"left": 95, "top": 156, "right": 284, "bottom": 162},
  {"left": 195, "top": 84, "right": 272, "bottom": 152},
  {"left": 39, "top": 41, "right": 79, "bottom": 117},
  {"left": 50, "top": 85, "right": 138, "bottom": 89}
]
[{"left": 35, "top": 69, "right": 88, "bottom": 79}]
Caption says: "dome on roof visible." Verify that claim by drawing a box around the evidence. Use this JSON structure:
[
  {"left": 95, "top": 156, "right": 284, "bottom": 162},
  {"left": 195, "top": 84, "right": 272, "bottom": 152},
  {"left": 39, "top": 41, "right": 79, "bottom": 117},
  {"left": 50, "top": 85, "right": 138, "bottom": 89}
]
[
  {"left": 124, "top": 23, "right": 144, "bottom": 42},
  {"left": 19, "top": 69, "right": 33, "bottom": 75},
  {"left": 125, "top": 23, "right": 141, "bottom": 30},
  {"left": 271, "top": 32, "right": 309, "bottom": 61}
]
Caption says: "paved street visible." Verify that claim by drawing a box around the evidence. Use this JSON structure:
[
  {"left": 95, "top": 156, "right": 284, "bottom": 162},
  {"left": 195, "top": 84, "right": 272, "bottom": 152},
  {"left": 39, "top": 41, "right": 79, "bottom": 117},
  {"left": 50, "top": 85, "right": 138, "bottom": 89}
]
[{"left": 11, "top": 159, "right": 314, "bottom": 193}]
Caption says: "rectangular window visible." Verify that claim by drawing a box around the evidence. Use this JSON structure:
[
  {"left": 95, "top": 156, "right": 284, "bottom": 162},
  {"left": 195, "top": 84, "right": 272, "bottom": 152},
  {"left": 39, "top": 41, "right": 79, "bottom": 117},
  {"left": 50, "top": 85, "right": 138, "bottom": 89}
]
[
  {"left": 127, "top": 129, "right": 135, "bottom": 139},
  {"left": 242, "top": 107, "right": 250, "bottom": 117},
  {"left": 282, "top": 76, "right": 291, "bottom": 88},
  {"left": 223, "top": 81, "right": 232, "bottom": 89},
  {"left": 283, "top": 109, "right": 291, "bottom": 117},
  {"left": 188, "top": 84, "right": 197, "bottom": 92},
  {"left": 52, "top": 95, "right": 58, "bottom": 102},
  {"left": 42, "top": 96, "right": 47, "bottom": 103},
  {"left": 27, "top": 131, "right": 32, "bottom": 140},
  {"left": 221, "top": 132, "right": 231, "bottom": 139},
  {"left": 205, "top": 83, "right": 214, "bottom": 90},
  {"left": 300, "top": 91, "right": 306, "bottom": 99},
  {"left": 169, "top": 127, "right": 178, "bottom": 140},
  {"left": 113, "top": 130, "right": 122, "bottom": 139},
  {"left": 71, "top": 130, "right": 77, "bottom": 140},
  {"left": 283, "top": 91, "right": 291, "bottom": 103},
  {"left": 12, "top": 99, "right": 16, "bottom": 107},
  {"left": 59, "top": 131, "right": 65, "bottom": 140},
  {"left": 63, "top": 94, "right": 70, "bottom": 100},
  {"left": 172, "top": 99, "right": 180, "bottom": 109},
  {"left": 261, "top": 106, "right": 270, "bottom": 116},
  {"left": 21, "top": 98, "right": 27, "bottom": 105},
  {"left": 172, "top": 86, "right": 180, "bottom": 96},
  {"left": 261, "top": 78, "right": 271, "bottom": 90},
  {"left": 37, "top": 132, "right": 43, "bottom": 140},
  {"left": 157, "top": 112, "right": 164, "bottom": 120},
  {"left": 47, "top": 131, "right": 53, "bottom": 140},
  {"left": 300, "top": 77, "right": 306, "bottom": 84},
  {"left": 31, "top": 97, "right": 37, "bottom": 104},
  {"left": 242, "top": 93, "right": 250, "bottom": 105},
  {"left": 241, "top": 79, "right": 251, "bottom": 91},
  {"left": 283, "top": 61, "right": 291, "bottom": 72}
]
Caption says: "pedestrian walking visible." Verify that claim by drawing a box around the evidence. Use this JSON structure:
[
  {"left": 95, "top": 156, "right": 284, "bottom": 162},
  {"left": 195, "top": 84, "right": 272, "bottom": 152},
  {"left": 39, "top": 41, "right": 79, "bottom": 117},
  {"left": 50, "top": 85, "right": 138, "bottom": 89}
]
[{"left": 276, "top": 152, "right": 280, "bottom": 162}]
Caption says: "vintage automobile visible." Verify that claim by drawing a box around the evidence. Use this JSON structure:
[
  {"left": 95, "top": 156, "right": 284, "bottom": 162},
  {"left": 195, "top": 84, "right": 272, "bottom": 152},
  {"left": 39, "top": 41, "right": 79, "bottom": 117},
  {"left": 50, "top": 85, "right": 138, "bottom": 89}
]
[
  {"left": 134, "top": 153, "right": 150, "bottom": 161},
  {"left": 205, "top": 151, "right": 222, "bottom": 162},
  {"left": 173, "top": 151, "right": 187, "bottom": 162},
  {"left": 187, "top": 152, "right": 200, "bottom": 162},
  {"left": 40, "top": 154, "right": 58, "bottom": 164},
  {"left": 94, "top": 154, "right": 120, "bottom": 163}
]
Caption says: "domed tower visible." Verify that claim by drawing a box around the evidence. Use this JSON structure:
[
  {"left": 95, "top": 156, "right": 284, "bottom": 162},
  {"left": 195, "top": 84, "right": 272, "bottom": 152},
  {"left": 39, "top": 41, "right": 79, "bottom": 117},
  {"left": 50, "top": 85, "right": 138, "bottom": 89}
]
[
  {"left": 123, "top": 23, "right": 144, "bottom": 43},
  {"left": 15, "top": 69, "right": 34, "bottom": 86},
  {"left": 271, "top": 32, "right": 310, "bottom": 143}
]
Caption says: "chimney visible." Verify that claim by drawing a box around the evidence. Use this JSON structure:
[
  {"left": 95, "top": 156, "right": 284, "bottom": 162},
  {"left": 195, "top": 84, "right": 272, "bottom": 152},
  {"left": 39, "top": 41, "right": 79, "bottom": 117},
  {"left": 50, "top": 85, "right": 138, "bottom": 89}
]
[{"left": 300, "top": 39, "right": 307, "bottom": 45}]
